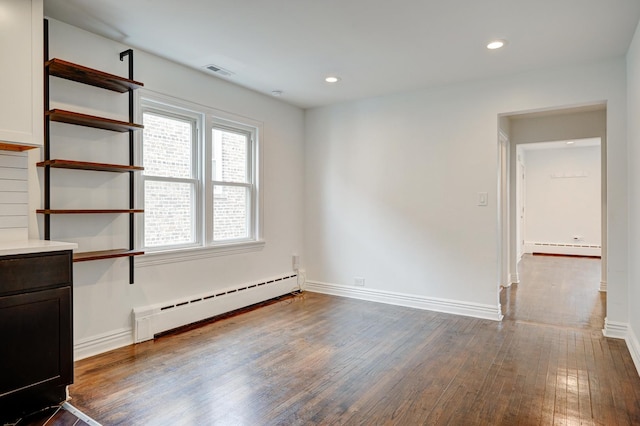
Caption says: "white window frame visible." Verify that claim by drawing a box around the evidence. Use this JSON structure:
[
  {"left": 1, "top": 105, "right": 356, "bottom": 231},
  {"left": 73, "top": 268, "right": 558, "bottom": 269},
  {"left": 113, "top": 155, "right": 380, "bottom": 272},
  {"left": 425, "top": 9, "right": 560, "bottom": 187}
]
[
  {"left": 208, "top": 120, "right": 257, "bottom": 244},
  {"left": 140, "top": 104, "right": 202, "bottom": 251},
  {"left": 135, "top": 90, "right": 264, "bottom": 266},
  {"left": 212, "top": 129, "right": 223, "bottom": 196}
]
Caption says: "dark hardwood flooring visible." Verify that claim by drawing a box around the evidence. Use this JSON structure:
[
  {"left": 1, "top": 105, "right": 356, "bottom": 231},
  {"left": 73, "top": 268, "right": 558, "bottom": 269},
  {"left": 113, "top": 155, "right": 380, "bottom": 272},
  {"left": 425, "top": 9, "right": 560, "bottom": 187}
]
[
  {"left": 66, "top": 255, "right": 640, "bottom": 425},
  {"left": 502, "top": 254, "right": 605, "bottom": 330}
]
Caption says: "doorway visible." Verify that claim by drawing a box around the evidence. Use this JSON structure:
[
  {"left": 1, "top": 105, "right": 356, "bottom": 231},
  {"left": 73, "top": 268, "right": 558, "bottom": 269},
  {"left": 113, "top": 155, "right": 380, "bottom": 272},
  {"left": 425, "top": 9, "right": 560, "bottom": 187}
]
[
  {"left": 516, "top": 138, "right": 602, "bottom": 259},
  {"left": 498, "top": 104, "right": 607, "bottom": 318}
]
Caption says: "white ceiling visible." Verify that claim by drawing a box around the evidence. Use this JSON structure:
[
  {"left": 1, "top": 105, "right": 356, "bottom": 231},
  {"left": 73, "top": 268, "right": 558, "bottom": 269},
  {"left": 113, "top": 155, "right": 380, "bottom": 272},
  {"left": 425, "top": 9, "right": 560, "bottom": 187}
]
[{"left": 44, "top": 0, "right": 640, "bottom": 109}]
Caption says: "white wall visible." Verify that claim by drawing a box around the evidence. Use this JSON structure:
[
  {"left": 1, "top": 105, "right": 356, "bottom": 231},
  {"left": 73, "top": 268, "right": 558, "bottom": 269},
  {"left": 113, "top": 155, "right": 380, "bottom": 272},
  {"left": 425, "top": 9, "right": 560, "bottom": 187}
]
[
  {"left": 523, "top": 145, "right": 601, "bottom": 250},
  {"left": 34, "top": 19, "right": 305, "bottom": 354},
  {"left": 305, "top": 58, "right": 627, "bottom": 321},
  {"left": 626, "top": 19, "right": 640, "bottom": 367}
]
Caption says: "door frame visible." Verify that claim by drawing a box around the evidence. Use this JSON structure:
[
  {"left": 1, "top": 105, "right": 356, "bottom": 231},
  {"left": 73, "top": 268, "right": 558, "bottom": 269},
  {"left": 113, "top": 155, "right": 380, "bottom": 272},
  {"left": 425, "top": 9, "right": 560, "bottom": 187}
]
[
  {"left": 498, "top": 104, "right": 608, "bottom": 298},
  {"left": 516, "top": 154, "right": 525, "bottom": 262}
]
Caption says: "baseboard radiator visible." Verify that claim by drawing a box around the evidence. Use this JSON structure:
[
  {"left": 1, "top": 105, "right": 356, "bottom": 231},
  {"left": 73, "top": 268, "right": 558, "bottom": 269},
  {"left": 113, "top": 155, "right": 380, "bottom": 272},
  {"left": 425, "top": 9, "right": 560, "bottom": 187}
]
[
  {"left": 133, "top": 273, "right": 298, "bottom": 343},
  {"left": 525, "top": 241, "right": 601, "bottom": 257}
]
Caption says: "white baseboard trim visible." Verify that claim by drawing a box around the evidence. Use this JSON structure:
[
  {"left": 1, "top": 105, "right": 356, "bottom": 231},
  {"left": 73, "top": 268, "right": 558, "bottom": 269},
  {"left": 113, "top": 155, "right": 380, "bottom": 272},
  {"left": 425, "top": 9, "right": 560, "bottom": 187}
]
[
  {"left": 74, "top": 327, "right": 133, "bottom": 361},
  {"left": 599, "top": 280, "right": 607, "bottom": 292},
  {"left": 509, "top": 273, "right": 520, "bottom": 285},
  {"left": 306, "top": 281, "right": 503, "bottom": 321},
  {"left": 602, "top": 318, "right": 628, "bottom": 339},
  {"left": 599, "top": 319, "right": 640, "bottom": 378},
  {"left": 626, "top": 325, "right": 640, "bottom": 378},
  {"left": 525, "top": 242, "right": 601, "bottom": 257}
]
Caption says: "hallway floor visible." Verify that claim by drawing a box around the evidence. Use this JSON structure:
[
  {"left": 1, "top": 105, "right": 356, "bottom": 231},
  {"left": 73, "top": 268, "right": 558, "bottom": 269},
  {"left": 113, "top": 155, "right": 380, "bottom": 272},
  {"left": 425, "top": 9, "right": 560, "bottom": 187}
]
[{"left": 502, "top": 254, "right": 605, "bottom": 330}]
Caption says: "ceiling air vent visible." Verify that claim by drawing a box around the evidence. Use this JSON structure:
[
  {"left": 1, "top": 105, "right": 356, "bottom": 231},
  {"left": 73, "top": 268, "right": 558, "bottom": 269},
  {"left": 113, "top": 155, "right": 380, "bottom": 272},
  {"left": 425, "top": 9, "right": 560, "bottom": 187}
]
[{"left": 204, "top": 64, "right": 234, "bottom": 77}]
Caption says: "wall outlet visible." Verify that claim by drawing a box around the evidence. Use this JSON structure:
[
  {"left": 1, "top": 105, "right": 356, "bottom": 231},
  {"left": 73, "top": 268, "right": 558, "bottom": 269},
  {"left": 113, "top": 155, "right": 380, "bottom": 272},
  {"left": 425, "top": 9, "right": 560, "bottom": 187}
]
[{"left": 354, "top": 277, "right": 365, "bottom": 286}]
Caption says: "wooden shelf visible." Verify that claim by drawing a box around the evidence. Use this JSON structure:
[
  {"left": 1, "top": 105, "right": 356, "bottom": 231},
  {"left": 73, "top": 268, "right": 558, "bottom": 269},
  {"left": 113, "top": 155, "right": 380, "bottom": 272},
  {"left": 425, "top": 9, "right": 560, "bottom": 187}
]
[
  {"left": 42, "top": 49, "right": 144, "bottom": 283},
  {"left": 73, "top": 249, "right": 144, "bottom": 263},
  {"left": 47, "top": 109, "right": 144, "bottom": 132},
  {"left": 37, "top": 209, "right": 144, "bottom": 214},
  {"left": 46, "top": 58, "right": 144, "bottom": 93},
  {"left": 37, "top": 159, "right": 144, "bottom": 173},
  {"left": 0, "top": 142, "right": 39, "bottom": 152}
]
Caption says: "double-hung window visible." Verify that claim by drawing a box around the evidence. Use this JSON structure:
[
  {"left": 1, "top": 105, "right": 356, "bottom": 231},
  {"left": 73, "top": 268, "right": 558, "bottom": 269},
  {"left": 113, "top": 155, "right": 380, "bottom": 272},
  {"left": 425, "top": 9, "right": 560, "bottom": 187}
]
[
  {"left": 141, "top": 107, "right": 200, "bottom": 249},
  {"left": 138, "top": 93, "right": 261, "bottom": 257},
  {"left": 210, "top": 122, "right": 256, "bottom": 243}
]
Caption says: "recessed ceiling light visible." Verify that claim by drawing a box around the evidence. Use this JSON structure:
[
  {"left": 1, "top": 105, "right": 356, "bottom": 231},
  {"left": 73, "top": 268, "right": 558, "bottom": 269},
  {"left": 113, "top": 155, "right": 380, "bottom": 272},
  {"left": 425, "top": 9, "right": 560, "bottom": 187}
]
[
  {"left": 566, "top": 141, "right": 575, "bottom": 145},
  {"left": 487, "top": 40, "right": 507, "bottom": 50},
  {"left": 325, "top": 76, "right": 341, "bottom": 83}
]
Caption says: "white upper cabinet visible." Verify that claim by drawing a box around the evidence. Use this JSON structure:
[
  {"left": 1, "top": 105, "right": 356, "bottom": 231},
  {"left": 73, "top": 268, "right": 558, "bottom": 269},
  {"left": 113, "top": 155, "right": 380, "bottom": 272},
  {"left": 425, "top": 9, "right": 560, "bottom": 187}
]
[{"left": 0, "top": 0, "right": 43, "bottom": 151}]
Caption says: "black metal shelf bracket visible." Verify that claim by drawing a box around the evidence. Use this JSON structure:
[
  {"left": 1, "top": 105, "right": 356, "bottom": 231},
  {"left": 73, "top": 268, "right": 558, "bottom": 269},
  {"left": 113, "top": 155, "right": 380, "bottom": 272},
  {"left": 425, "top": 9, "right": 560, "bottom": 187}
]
[
  {"left": 43, "top": 19, "right": 51, "bottom": 240},
  {"left": 120, "top": 48, "right": 136, "bottom": 285}
]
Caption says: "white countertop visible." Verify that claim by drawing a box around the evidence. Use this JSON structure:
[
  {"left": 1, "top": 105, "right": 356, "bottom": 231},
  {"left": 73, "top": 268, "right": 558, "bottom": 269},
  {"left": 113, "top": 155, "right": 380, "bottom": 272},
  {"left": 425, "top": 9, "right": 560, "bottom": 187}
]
[{"left": 0, "top": 239, "right": 78, "bottom": 257}]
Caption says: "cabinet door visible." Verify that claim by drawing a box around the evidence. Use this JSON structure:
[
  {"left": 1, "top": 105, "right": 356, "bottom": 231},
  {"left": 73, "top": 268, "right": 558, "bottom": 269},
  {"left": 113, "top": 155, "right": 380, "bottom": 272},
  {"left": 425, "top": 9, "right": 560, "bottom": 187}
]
[
  {"left": 0, "top": 0, "right": 43, "bottom": 149},
  {"left": 0, "top": 286, "right": 72, "bottom": 397}
]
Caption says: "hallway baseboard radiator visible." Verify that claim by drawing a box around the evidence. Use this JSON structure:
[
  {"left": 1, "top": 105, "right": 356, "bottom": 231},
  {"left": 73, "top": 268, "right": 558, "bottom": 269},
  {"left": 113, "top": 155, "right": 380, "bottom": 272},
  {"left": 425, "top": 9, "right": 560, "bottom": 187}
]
[
  {"left": 525, "top": 241, "right": 601, "bottom": 257},
  {"left": 132, "top": 273, "right": 298, "bottom": 343}
]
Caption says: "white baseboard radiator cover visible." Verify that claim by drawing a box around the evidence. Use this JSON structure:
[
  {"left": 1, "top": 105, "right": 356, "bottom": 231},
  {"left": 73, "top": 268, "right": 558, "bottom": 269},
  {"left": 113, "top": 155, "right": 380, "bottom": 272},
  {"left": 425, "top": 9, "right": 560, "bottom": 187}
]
[
  {"left": 525, "top": 241, "right": 601, "bottom": 257},
  {"left": 133, "top": 273, "right": 298, "bottom": 343}
]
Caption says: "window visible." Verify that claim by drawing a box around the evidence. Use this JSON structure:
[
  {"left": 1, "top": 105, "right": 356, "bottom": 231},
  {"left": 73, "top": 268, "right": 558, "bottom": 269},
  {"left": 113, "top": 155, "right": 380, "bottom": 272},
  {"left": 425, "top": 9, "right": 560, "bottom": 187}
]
[
  {"left": 211, "top": 124, "right": 254, "bottom": 242},
  {"left": 142, "top": 110, "right": 199, "bottom": 249},
  {"left": 138, "top": 94, "right": 262, "bottom": 257}
]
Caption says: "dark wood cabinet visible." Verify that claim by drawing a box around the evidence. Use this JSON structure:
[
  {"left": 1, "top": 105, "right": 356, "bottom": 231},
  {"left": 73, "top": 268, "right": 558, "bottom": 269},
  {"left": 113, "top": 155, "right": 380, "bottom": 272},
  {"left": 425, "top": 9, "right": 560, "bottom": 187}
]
[{"left": 0, "top": 250, "right": 73, "bottom": 422}]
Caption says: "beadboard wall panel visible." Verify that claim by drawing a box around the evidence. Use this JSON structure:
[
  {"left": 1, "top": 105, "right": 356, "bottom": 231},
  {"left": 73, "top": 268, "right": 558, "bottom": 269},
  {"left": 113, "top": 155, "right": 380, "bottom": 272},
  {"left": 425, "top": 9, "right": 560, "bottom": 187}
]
[{"left": 0, "top": 151, "right": 29, "bottom": 240}]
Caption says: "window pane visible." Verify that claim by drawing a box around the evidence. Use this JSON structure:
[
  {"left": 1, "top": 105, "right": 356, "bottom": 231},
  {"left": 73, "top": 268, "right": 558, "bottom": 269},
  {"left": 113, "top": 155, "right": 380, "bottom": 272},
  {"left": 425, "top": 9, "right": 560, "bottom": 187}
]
[
  {"left": 213, "top": 185, "right": 249, "bottom": 241},
  {"left": 145, "top": 181, "right": 195, "bottom": 247},
  {"left": 212, "top": 128, "right": 247, "bottom": 183},
  {"left": 143, "top": 112, "right": 193, "bottom": 178}
]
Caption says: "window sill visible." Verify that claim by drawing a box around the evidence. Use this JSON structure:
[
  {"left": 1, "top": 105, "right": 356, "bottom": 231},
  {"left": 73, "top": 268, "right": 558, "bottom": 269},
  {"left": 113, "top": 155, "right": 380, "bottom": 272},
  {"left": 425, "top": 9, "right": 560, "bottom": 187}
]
[{"left": 136, "top": 240, "right": 266, "bottom": 267}]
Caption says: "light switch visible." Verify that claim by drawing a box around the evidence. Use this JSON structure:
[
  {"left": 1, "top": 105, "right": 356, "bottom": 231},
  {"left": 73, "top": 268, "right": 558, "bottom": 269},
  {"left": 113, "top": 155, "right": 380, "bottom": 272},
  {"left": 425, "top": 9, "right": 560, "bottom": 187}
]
[{"left": 478, "top": 192, "right": 488, "bottom": 206}]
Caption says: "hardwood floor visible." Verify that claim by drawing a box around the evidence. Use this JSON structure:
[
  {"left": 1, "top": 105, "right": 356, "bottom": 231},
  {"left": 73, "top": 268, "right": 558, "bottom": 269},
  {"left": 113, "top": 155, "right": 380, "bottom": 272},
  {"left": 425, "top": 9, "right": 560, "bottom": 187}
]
[
  {"left": 502, "top": 254, "right": 605, "bottom": 330},
  {"left": 68, "top": 255, "right": 640, "bottom": 425}
]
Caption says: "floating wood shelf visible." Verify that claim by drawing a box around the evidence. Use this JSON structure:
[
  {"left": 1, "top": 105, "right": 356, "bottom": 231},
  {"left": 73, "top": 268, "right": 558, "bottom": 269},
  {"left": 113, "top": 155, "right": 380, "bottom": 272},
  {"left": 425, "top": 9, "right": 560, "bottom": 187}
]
[
  {"left": 73, "top": 249, "right": 144, "bottom": 263},
  {"left": 37, "top": 209, "right": 144, "bottom": 214},
  {"left": 0, "top": 142, "right": 38, "bottom": 152},
  {"left": 46, "top": 58, "right": 144, "bottom": 93},
  {"left": 37, "top": 159, "right": 144, "bottom": 173},
  {"left": 47, "top": 109, "right": 144, "bottom": 132}
]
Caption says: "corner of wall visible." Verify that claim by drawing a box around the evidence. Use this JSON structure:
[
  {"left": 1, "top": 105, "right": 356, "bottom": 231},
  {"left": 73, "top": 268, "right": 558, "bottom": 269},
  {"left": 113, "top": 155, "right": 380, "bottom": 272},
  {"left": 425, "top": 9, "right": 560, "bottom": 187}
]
[
  {"left": 602, "top": 319, "right": 640, "bottom": 377},
  {"left": 626, "top": 324, "right": 640, "bottom": 378},
  {"left": 602, "top": 317, "right": 628, "bottom": 339}
]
